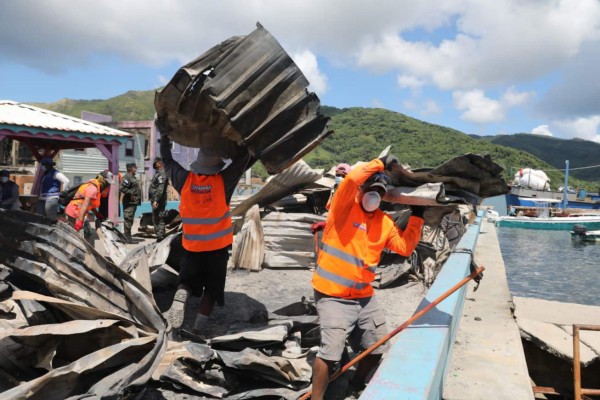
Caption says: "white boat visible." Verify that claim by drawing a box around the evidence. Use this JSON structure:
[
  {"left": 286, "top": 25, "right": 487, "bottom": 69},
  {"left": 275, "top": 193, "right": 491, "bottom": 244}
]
[{"left": 492, "top": 214, "right": 600, "bottom": 230}]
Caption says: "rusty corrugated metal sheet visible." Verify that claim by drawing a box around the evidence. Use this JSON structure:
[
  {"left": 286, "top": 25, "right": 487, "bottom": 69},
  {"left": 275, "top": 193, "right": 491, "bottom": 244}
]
[
  {"left": 155, "top": 23, "right": 332, "bottom": 174},
  {"left": 0, "top": 100, "right": 131, "bottom": 137}
]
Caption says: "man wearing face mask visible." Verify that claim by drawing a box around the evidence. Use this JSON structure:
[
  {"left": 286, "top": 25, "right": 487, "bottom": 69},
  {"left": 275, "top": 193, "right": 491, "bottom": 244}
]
[
  {"left": 309, "top": 154, "right": 425, "bottom": 400},
  {"left": 0, "top": 170, "right": 20, "bottom": 210},
  {"left": 36, "top": 157, "right": 69, "bottom": 220}
]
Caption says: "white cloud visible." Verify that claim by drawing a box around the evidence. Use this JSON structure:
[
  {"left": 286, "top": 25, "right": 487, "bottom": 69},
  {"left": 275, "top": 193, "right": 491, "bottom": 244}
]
[
  {"left": 397, "top": 74, "right": 425, "bottom": 89},
  {"left": 356, "top": 0, "right": 600, "bottom": 91},
  {"left": 453, "top": 87, "right": 534, "bottom": 124},
  {"left": 551, "top": 116, "right": 600, "bottom": 142},
  {"left": 402, "top": 100, "right": 416, "bottom": 110},
  {"left": 502, "top": 86, "right": 534, "bottom": 107},
  {"left": 531, "top": 125, "right": 553, "bottom": 137},
  {"left": 422, "top": 99, "right": 442, "bottom": 115},
  {"left": 291, "top": 50, "right": 328, "bottom": 96},
  {"left": 453, "top": 90, "right": 503, "bottom": 123}
]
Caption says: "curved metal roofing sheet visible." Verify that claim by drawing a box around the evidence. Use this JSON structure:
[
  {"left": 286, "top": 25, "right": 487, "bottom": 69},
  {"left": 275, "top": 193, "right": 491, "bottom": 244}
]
[{"left": 0, "top": 100, "right": 131, "bottom": 137}]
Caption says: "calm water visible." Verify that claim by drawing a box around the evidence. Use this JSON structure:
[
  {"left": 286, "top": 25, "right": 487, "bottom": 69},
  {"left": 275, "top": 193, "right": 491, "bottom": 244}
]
[
  {"left": 482, "top": 195, "right": 600, "bottom": 306},
  {"left": 497, "top": 228, "right": 600, "bottom": 306}
]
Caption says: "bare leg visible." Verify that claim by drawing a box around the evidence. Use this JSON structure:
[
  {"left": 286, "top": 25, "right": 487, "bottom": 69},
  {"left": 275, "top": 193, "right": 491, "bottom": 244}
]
[
  {"left": 311, "top": 357, "right": 334, "bottom": 400},
  {"left": 350, "top": 353, "right": 382, "bottom": 390}
]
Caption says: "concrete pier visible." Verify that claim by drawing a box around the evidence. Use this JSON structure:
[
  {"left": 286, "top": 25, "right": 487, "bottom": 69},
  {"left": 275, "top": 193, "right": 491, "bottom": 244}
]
[
  {"left": 362, "top": 213, "right": 534, "bottom": 399},
  {"left": 443, "top": 217, "right": 533, "bottom": 399}
]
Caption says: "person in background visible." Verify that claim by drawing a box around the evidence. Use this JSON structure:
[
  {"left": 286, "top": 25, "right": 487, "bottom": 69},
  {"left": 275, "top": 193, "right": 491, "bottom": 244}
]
[
  {"left": 120, "top": 163, "right": 141, "bottom": 242},
  {"left": 148, "top": 157, "right": 169, "bottom": 242},
  {"left": 159, "top": 128, "right": 253, "bottom": 339},
  {"left": 325, "top": 162, "right": 352, "bottom": 211},
  {"left": 65, "top": 171, "right": 113, "bottom": 237},
  {"left": 309, "top": 155, "right": 425, "bottom": 400},
  {"left": 0, "top": 170, "right": 20, "bottom": 210},
  {"left": 36, "top": 157, "right": 69, "bottom": 220}
]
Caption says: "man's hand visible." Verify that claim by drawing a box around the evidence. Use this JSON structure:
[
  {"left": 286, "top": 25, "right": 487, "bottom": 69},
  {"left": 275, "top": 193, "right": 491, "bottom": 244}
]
[
  {"left": 74, "top": 220, "right": 84, "bottom": 231},
  {"left": 311, "top": 221, "right": 326, "bottom": 234},
  {"left": 152, "top": 201, "right": 158, "bottom": 209},
  {"left": 410, "top": 205, "right": 426, "bottom": 219}
]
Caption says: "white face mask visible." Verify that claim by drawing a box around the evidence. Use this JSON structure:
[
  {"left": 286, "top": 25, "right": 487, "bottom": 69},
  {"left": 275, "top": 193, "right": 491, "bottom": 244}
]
[
  {"left": 1, "top": 177, "right": 8, "bottom": 183},
  {"left": 335, "top": 176, "right": 342, "bottom": 185},
  {"left": 361, "top": 191, "right": 381, "bottom": 212}
]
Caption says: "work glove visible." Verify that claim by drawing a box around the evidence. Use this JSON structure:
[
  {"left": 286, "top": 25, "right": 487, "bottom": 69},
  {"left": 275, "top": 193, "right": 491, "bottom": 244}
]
[
  {"left": 311, "top": 221, "right": 326, "bottom": 234},
  {"left": 379, "top": 154, "right": 399, "bottom": 171},
  {"left": 410, "top": 205, "right": 426, "bottom": 219},
  {"left": 74, "top": 220, "right": 84, "bottom": 232}
]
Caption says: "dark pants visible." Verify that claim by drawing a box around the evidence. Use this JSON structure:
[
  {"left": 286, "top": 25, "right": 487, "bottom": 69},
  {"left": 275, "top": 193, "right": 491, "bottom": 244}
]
[
  {"left": 152, "top": 202, "right": 167, "bottom": 240},
  {"left": 178, "top": 246, "right": 230, "bottom": 306},
  {"left": 123, "top": 204, "right": 137, "bottom": 235}
]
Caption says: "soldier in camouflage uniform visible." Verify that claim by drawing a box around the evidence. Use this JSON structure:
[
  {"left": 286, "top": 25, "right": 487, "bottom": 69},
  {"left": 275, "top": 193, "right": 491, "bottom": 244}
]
[
  {"left": 148, "top": 157, "right": 169, "bottom": 241},
  {"left": 120, "top": 163, "right": 141, "bottom": 242}
]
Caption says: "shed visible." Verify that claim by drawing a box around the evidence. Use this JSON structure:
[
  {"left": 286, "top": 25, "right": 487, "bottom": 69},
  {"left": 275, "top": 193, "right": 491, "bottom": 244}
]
[{"left": 0, "top": 100, "right": 132, "bottom": 224}]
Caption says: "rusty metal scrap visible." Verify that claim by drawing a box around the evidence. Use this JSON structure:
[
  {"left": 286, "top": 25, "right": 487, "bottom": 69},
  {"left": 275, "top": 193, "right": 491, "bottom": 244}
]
[
  {"left": 155, "top": 22, "right": 332, "bottom": 174},
  {"left": 0, "top": 210, "right": 167, "bottom": 399}
]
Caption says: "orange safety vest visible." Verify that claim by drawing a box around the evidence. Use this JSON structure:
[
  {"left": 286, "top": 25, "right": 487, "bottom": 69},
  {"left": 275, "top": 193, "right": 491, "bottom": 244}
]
[
  {"left": 180, "top": 173, "right": 233, "bottom": 252},
  {"left": 312, "top": 159, "right": 423, "bottom": 299},
  {"left": 69, "top": 179, "right": 102, "bottom": 218}
]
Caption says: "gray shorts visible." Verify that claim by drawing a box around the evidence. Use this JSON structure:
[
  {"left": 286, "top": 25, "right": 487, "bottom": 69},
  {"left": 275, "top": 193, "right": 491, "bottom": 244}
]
[{"left": 315, "top": 291, "right": 389, "bottom": 362}]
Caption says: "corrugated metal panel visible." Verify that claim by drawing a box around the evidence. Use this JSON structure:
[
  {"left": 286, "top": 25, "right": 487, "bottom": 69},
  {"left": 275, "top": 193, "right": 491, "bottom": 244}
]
[
  {"left": 155, "top": 23, "right": 332, "bottom": 175},
  {"left": 0, "top": 100, "right": 131, "bottom": 137}
]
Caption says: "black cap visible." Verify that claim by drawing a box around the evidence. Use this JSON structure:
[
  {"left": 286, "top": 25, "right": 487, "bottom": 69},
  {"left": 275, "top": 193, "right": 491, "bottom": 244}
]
[
  {"left": 362, "top": 172, "right": 390, "bottom": 193},
  {"left": 0, "top": 169, "right": 9, "bottom": 177},
  {"left": 126, "top": 163, "right": 137, "bottom": 169}
]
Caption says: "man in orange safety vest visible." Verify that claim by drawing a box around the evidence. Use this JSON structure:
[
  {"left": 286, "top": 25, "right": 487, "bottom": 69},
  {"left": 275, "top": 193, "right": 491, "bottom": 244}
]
[{"left": 310, "top": 154, "right": 425, "bottom": 399}]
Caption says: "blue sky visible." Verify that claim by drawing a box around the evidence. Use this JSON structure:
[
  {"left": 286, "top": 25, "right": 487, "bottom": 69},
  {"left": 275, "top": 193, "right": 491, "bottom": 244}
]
[{"left": 2, "top": 0, "right": 600, "bottom": 142}]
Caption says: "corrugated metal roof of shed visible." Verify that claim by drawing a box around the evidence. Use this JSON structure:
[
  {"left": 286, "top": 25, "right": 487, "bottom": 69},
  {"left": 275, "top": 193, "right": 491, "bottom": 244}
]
[{"left": 0, "top": 100, "right": 131, "bottom": 137}]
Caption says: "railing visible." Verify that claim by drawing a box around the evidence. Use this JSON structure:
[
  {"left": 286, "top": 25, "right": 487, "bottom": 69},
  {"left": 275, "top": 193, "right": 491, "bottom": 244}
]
[{"left": 573, "top": 324, "right": 600, "bottom": 399}]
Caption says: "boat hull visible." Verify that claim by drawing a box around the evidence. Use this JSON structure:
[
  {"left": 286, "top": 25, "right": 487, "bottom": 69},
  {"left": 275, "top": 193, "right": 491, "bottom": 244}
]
[
  {"left": 506, "top": 188, "right": 600, "bottom": 210},
  {"left": 494, "top": 216, "right": 600, "bottom": 230}
]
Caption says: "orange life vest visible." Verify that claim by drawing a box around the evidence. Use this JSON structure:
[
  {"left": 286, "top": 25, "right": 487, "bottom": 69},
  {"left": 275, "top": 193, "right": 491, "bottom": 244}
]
[
  {"left": 69, "top": 179, "right": 102, "bottom": 218},
  {"left": 180, "top": 173, "right": 232, "bottom": 252},
  {"left": 312, "top": 159, "right": 423, "bottom": 299}
]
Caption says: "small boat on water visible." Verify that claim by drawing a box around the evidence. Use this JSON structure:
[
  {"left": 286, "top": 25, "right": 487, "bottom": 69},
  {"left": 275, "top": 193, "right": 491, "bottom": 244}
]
[
  {"left": 570, "top": 224, "right": 600, "bottom": 242},
  {"left": 492, "top": 214, "right": 600, "bottom": 230}
]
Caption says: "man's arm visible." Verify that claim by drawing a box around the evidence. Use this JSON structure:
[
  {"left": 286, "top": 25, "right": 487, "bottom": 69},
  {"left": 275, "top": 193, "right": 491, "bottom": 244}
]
[
  {"left": 0, "top": 184, "right": 20, "bottom": 208},
  {"left": 220, "top": 149, "right": 256, "bottom": 203},
  {"left": 385, "top": 216, "right": 424, "bottom": 257},
  {"left": 78, "top": 196, "right": 92, "bottom": 222},
  {"left": 120, "top": 176, "right": 136, "bottom": 196},
  {"left": 54, "top": 172, "right": 70, "bottom": 190},
  {"left": 160, "top": 136, "right": 189, "bottom": 194}
]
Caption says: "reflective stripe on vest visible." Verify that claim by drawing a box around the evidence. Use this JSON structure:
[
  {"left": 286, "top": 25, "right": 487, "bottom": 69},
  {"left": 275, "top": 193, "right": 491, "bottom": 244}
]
[
  {"left": 314, "top": 266, "right": 370, "bottom": 290},
  {"left": 180, "top": 173, "right": 232, "bottom": 252}
]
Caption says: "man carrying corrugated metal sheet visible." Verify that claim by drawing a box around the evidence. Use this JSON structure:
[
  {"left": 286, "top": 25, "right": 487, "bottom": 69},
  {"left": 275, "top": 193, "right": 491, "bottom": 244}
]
[
  {"left": 159, "top": 129, "right": 254, "bottom": 339},
  {"left": 309, "top": 155, "right": 425, "bottom": 400}
]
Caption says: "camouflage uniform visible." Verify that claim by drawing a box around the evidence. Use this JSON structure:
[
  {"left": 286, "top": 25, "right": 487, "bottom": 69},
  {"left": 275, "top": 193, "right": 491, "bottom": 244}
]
[
  {"left": 148, "top": 166, "right": 168, "bottom": 241},
  {"left": 120, "top": 168, "right": 141, "bottom": 239}
]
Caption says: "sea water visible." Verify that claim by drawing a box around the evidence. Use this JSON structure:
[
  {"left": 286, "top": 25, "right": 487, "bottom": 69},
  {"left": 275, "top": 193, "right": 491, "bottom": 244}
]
[{"left": 482, "top": 195, "right": 600, "bottom": 306}]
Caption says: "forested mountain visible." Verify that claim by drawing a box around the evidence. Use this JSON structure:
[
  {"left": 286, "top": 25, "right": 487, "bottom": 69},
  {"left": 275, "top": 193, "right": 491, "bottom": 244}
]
[
  {"left": 473, "top": 133, "right": 600, "bottom": 182},
  {"left": 32, "top": 91, "right": 599, "bottom": 190}
]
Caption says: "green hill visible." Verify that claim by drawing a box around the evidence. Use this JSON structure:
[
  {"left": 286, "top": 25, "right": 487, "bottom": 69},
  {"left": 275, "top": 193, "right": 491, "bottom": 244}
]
[
  {"left": 32, "top": 91, "right": 599, "bottom": 190},
  {"left": 474, "top": 133, "right": 600, "bottom": 182},
  {"left": 32, "top": 90, "right": 156, "bottom": 121}
]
